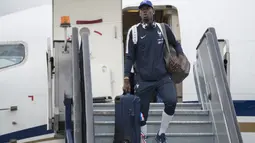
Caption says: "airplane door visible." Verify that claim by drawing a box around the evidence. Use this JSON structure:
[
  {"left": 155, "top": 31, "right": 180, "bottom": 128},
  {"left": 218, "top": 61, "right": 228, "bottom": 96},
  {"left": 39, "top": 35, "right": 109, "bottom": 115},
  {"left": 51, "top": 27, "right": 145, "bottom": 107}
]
[{"left": 46, "top": 37, "right": 54, "bottom": 130}]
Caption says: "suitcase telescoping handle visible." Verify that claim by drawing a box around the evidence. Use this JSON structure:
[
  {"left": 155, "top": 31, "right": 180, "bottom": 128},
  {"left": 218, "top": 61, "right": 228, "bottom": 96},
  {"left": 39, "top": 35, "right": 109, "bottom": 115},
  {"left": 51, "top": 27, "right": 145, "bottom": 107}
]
[{"left": 115, "top": 92, "right": 131, "bottom": 103}]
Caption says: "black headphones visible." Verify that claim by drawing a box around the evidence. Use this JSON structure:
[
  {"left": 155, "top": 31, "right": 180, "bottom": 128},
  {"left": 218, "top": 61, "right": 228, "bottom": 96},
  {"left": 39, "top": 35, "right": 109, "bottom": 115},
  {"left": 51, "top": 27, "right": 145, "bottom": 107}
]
[{"left": 141, "top": 22, "right": 156, "bottom": 29}]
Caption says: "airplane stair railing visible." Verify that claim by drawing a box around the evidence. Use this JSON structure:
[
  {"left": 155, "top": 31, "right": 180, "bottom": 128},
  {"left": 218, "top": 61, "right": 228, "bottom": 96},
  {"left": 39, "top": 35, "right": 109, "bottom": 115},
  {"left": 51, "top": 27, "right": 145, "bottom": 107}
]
[
  {"left": 71, "top": 27, "right": 95, "bottom": 143},
  {"left": 79, "top": 27, "right": 95, "bottom": 143},
  {"left": 71, "top": 27, "right": 83, "bottom": 143},
  {"left": 51, "top": 26, "right": 111, "bottom": 143},
  {"left": 52, "top": 26, "right": 95, "bottom": 143},
  {"left": 193, "top": 27, "right": 243, "bottom": 143}
]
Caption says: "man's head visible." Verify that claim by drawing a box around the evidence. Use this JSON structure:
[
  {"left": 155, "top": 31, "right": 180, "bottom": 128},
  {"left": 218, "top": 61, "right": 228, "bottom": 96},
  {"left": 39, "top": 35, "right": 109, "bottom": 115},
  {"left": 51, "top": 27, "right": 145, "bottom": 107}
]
[{"left": 139, "top": 0, "right": 154, "bottom": 23}]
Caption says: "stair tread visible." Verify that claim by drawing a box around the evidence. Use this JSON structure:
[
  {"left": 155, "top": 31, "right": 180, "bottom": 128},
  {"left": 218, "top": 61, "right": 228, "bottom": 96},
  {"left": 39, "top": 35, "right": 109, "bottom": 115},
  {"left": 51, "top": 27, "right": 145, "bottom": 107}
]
[
  {"left": 95, "top": 133, "right": 214, "bottom": 143},
  {"left": 94, "top": 121, "right": 212, "bottom": 124},
  {"left": 94, "top": 109, "right": 209, "bottom": 115},
  {"left": 95, "top": 132, "right": 214, "bottom": 136},
  {"left": 94, "top": 109, "right": 207, "bottom": 111},
  {"left": 94, "top": 120, "right": 213, "bottom": 134},
  {"left": 93, "top": 103, "right": 201, "bottom": 106}
]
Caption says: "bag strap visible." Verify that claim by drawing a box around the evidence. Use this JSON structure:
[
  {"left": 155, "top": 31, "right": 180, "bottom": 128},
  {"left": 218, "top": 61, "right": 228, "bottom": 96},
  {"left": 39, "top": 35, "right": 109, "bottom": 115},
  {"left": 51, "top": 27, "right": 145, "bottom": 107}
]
[
  {"left": 156, "top": 23, "right": 170, "bottom": 54},
  {"left": 156, "top": 23, "right": 175, "bottom": 70}
]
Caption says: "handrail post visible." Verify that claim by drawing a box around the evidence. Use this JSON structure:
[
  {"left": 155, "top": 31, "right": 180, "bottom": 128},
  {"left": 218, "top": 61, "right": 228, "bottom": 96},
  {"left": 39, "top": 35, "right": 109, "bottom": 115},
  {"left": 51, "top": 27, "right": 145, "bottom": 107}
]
[
  {"left": 72, "top": 27, "right": 82, "bottom": 143},
  {"left": 79, "top": 27, "right": 95, "bottom": 143},
  {"left": 64, "top": 94, "right": 74, "bottom": 143}
]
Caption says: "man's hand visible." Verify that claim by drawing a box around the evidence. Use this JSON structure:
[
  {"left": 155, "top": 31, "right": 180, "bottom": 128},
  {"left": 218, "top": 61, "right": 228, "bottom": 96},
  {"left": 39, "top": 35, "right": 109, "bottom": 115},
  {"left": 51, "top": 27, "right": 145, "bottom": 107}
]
[{"left": 122, "top": 77, "right": 131, "bottom": 93}]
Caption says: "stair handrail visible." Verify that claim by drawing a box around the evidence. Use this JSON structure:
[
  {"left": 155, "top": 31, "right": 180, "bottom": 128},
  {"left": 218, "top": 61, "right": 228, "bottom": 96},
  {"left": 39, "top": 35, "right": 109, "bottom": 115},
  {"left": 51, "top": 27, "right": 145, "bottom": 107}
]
[
  {"left": 194, "top": 27, "right": 243, "bottom": 143},
  {"left": 71, "top": 27, "right": 83, "bottom": 143},
  {"left": 79, "top": 27, "right": 95, "bottom": 143}
]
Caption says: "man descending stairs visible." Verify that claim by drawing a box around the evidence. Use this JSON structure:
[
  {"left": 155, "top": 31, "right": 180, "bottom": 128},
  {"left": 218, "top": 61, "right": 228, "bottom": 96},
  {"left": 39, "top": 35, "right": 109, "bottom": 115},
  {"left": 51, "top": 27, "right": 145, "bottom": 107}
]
[{"left": 123, "top": 0, "right": 190, "bottom": 142}]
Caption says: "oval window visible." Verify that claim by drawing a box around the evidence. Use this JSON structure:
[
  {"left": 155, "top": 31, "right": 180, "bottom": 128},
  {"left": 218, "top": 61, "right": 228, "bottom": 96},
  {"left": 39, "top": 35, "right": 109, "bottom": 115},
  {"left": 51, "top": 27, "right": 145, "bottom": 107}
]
[{"left": 0, "top": 43, "right": 25, "bottom": 69}]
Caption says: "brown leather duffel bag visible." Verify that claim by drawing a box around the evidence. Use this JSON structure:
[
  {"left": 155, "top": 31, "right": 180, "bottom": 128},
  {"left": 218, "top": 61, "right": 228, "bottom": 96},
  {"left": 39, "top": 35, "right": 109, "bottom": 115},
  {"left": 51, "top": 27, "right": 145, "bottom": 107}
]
[{"left": 160, "top": 23, "right": 191, "bottom": 84}]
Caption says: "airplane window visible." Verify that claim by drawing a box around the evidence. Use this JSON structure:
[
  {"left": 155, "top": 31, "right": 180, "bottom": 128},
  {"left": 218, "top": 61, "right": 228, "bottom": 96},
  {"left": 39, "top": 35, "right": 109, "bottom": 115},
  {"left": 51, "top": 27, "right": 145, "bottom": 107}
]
[{"left": 0, "top": 43, "right": 25, "bottom": 69}]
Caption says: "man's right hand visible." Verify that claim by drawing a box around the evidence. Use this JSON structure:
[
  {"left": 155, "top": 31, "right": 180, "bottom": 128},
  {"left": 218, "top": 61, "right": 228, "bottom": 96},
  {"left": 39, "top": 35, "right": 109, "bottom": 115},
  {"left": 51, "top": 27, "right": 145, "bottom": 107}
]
[{"left": 122, "top": 77, "right": 131, "bottom": 93}]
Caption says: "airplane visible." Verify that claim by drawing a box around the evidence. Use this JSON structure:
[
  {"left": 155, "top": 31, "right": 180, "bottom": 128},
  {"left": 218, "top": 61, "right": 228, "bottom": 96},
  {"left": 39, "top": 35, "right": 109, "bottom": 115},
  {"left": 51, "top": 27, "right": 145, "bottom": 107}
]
[{"left": 0, "top": 0, "right": 254, "bottom": 142}]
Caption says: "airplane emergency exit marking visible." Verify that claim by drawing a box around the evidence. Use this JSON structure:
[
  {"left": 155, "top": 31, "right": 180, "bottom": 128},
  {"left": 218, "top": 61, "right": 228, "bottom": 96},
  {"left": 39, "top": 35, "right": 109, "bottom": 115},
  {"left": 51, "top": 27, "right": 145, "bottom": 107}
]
[{"left": 28, "top": 95, "right": 34, "bottom": 101}]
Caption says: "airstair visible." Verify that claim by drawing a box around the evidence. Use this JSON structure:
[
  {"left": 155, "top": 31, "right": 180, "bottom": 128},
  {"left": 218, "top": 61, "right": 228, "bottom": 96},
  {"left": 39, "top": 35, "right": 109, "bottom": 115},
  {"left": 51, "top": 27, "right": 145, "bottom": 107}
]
[{"left": 47, "top": 27, "right": 243, "bottom": 143}]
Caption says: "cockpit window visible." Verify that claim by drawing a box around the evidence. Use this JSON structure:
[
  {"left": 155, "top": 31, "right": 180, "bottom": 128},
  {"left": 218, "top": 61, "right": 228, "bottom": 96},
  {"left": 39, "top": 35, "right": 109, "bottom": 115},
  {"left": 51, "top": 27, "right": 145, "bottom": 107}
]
[{"left": 0, "top": 43, "right": 25, "bottom": 69}]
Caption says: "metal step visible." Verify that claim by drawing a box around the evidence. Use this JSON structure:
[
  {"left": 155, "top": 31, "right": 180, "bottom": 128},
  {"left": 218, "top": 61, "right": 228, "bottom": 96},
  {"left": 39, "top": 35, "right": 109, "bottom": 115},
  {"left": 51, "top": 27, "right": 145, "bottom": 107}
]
[
  {"left": 59, "top": 103, "right": 204, "bottom": 121},
  {"left": 93, "top": 109, "right": 209, "bottom": 121},
  {"left": 95, "top": 133, "right": 214, "bottom": 143},
  {"left": 93, "top": 103, "right": 202, "bottom": 110},
  {"left": 94, "top": 121, "right": 212, "bottom": 134}
]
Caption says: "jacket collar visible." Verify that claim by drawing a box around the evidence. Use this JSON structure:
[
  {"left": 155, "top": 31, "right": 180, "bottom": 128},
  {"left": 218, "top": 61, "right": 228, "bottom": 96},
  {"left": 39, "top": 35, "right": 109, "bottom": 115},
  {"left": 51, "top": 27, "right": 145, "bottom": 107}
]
[{"left": 141, "top": 22, "right": 156, "bottom": 29}]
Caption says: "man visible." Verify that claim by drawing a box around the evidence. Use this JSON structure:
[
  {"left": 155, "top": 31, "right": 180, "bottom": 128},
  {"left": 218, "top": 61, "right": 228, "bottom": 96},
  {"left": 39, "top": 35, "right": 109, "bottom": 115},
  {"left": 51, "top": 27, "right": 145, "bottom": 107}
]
[{"left": 123, "top": 0, "right": 184, "bottom": 143}]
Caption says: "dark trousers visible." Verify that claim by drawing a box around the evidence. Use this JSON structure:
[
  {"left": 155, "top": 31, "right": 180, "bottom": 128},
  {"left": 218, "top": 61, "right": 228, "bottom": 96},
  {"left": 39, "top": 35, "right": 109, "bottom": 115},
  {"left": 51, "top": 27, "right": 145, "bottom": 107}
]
[{"left": 134, "top": 75, "right": 177, "bottom": 126}]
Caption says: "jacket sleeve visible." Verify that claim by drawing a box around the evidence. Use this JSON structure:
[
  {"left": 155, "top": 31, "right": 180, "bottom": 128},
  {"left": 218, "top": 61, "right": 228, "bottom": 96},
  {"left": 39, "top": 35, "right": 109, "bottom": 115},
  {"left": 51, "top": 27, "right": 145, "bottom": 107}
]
[
  {"left": 124, "top": 27, "right": 136, "bottom": 77},
  {"left": 164, "top": 24, "right": 184, "bottom": 54}
]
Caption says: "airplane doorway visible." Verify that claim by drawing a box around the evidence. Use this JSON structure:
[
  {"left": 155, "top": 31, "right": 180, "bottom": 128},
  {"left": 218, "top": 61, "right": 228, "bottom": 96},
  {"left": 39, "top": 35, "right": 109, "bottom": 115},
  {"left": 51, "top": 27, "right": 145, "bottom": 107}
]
[{"left": 122, "top": 6, "right": 183, "bottom": 102}]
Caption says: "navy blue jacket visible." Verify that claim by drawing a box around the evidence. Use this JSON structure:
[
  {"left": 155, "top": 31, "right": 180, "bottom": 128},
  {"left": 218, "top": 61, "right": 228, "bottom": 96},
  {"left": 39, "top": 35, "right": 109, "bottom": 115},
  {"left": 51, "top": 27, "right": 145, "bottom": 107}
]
[{"left": 124, "top": 23, "right": 183, "bottom": 81}]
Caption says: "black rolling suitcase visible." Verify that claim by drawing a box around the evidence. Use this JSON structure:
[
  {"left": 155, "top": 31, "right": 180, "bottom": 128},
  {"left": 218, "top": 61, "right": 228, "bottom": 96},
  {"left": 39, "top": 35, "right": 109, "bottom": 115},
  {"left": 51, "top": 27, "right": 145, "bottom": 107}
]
[{"left": 113, "top": 93, "right": 141, "bottom": 143}]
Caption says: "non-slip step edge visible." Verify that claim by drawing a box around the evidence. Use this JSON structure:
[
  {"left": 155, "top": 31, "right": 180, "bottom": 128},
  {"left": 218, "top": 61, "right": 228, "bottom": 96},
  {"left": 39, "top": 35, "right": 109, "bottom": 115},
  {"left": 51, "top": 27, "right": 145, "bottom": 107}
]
[
  {"left": 95, "top": 133, "right": 214, "bottom": 137},
  {"left": 93, "top": 110, "right": 209, "bottom": 115},
  {"left": 93, "top": 103, "right": 202, "bottom": 106},
  {"left": 94, "top": 121, "right": 212, "bottom": 124}
]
